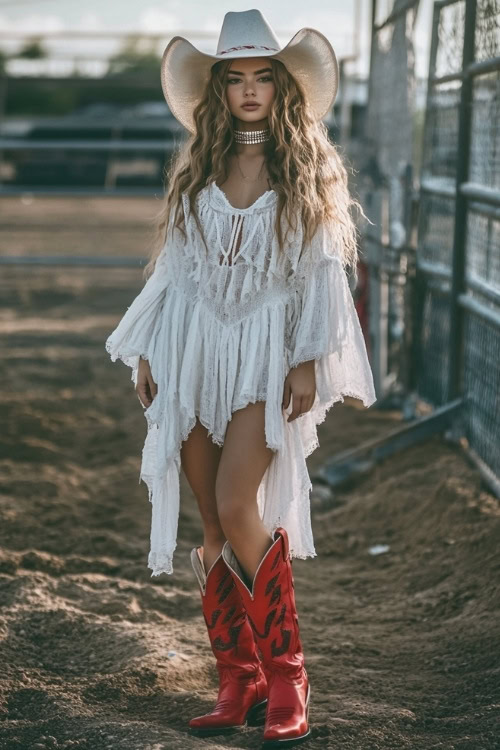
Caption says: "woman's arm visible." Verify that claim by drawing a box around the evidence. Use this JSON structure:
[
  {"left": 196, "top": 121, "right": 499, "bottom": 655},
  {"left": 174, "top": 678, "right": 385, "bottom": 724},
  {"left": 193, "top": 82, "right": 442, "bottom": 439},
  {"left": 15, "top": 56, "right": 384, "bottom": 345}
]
[
  {"left": 284, "top": 222, "right": 377, "bottom": 421},
  {"left": 105, "top": 243, "right": 170, "bottom": 389}
]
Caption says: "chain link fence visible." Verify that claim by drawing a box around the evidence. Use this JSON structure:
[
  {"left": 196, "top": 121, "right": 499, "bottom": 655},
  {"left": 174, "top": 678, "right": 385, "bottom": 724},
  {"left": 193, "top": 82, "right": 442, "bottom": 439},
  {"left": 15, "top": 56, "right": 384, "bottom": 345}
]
[
  {"left": 344, "top": 0, "right": 420, "bottom": 402},
  {"left": 348, "top": 0, "right": 499, "bottom": 483},
  {"left": 417, "top": 0, "right": 499, "bottom": 478}
]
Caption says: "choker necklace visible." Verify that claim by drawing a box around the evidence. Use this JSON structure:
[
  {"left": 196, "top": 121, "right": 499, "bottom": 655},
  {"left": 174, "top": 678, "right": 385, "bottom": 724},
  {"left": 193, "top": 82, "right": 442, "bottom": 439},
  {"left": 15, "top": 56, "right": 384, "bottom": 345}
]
[{"left": 234, "top": 128, "right": 270, "bottom": 144}]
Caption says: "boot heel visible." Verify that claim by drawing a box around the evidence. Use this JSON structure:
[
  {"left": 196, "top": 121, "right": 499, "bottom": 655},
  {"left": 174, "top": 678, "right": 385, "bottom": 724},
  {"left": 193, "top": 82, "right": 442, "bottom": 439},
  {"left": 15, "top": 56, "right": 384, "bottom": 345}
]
[
  {"left": 223, "top": 528, "right": 312, "bottom": 748},
  {"left": 246, "top": 698, "right": 268, "bottom": 726},
  {"left": 188, "top": 547, "right": 269, "bottom": 733}
]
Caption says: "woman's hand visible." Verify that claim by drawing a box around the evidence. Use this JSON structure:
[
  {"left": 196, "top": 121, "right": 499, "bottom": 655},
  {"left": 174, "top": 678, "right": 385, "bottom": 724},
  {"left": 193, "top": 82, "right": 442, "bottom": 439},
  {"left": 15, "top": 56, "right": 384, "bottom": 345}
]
[
  {"left": 136, "top": 357, "right": 157, "bottom": 408},
  {"left": 282, "top": 360, "right": 316, "bottom": 422}
]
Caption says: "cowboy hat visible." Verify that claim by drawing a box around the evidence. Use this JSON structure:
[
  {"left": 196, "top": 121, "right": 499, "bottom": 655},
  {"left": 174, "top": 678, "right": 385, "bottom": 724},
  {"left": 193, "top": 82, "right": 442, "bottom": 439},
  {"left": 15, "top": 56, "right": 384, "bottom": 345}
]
[{"left": 160, "top": 8, "right": 339, "bottom": 133}]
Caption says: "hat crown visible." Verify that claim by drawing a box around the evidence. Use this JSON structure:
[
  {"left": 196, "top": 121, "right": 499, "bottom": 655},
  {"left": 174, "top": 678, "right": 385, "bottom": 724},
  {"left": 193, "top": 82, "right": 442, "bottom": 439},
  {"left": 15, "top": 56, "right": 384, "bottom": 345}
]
[{"left": 215, "top": 9, "right": 281, "bottom": 56}]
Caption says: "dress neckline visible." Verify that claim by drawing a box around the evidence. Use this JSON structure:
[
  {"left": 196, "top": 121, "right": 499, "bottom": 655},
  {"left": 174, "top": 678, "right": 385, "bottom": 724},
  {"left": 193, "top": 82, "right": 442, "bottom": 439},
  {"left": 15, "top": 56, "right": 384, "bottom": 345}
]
[{"left": 210, "top": 180, "right": 276, "bottom": 213}]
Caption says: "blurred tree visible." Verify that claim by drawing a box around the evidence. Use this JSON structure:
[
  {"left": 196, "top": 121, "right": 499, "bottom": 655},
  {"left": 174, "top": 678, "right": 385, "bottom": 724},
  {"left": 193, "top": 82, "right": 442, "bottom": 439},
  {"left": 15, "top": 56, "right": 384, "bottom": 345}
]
[
  {"left": 106, "top": 36, "right": 161, "bottom": 78},
  {"left": 3, "top": 36, "right": 164, "bottom": 116},
  {"left": 18, "top": 38, "right": 47, "bottom": 60}
]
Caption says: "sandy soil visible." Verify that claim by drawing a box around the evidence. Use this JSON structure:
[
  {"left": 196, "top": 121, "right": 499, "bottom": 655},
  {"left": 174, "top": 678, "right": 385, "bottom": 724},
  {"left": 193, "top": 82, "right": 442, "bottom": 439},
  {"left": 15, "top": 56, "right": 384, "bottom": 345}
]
[
  {"left": 1, "top": 196, "right": 157, "bottom": 258},
  {"left": 0, "top": 197, "right": 499, "bottom": 750}
]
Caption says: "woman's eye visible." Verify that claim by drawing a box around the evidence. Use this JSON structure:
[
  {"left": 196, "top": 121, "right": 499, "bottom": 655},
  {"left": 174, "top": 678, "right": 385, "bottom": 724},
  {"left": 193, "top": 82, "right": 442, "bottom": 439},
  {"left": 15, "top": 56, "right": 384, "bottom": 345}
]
[{"left": 227, "top": 76, "right": 273, "bottom": 84}]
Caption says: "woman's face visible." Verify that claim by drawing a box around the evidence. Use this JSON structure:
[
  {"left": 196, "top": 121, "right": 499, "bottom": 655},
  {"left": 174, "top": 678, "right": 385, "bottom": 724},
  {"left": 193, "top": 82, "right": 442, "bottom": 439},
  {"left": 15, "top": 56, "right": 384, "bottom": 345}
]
[{"left": 225, "top": 56, "right": 276, "bottom": 127}]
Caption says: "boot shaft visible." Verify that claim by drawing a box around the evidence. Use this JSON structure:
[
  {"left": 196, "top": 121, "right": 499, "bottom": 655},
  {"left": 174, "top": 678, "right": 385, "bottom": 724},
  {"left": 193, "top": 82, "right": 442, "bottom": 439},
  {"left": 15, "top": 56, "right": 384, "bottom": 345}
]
[
  {"left": 190, "top": 546, "right": 262, "bottom": 670},
  {"left": 222, "top": 528, "right": 304, "bottom": 671}
]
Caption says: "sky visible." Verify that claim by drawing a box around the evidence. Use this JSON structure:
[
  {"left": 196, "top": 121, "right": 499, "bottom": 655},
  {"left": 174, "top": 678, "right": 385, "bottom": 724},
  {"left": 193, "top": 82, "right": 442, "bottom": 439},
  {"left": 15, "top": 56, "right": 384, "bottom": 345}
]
[{"left": 0, "top": 0, "right": 434, "bottom": 79}]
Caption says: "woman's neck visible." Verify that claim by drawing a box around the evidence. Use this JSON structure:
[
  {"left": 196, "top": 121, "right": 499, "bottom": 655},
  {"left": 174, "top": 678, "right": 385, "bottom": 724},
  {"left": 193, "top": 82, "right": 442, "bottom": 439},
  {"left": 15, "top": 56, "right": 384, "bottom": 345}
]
[{"left": 234, "top": 142, "right": 266, "bottom": 156}]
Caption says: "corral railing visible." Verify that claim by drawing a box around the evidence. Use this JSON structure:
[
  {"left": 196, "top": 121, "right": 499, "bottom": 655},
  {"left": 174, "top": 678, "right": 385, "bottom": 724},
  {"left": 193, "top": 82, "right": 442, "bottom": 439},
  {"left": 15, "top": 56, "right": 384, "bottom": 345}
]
[
  {"left": 415, "top": 0, "right": 499, "bottom": 478},
  {"left": 346, "top": 0, "right": 499, "bottom": 490},
  {"left": 347, "top": 0, "right": 421, "bottom": 401}
]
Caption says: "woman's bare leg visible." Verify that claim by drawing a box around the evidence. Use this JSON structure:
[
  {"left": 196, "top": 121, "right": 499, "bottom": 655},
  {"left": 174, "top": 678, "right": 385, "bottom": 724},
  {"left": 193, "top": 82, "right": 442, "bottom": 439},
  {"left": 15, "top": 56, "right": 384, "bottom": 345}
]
[
  {"left": 180, "top": 417, "right": 226, "bottom": 574},
  {"left": 215, "top": 401, "right": 275, "bottom": 583}
]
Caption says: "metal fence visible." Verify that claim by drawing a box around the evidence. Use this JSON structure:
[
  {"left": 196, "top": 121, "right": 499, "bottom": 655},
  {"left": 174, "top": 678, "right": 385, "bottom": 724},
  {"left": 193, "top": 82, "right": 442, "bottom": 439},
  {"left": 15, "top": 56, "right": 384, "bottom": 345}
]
[
  {"left": 351, "top": 0, "right": 499, "bottom": 486},
  {"left": 343, "top": 0, "right": 421, "bottom": 402},
  {"left": 416, "top": 0, "right": 499, "bottom": 477}
]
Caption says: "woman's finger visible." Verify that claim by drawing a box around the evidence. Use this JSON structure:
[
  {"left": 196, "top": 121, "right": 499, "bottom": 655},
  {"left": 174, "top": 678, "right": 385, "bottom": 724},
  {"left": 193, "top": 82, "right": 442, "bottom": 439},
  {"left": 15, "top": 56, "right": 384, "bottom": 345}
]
[
  {"left": 288, "top": 394, "right": 304, "bottom": 422},
  {"left": 282, "top": 379, "right": 291, "bottom": 410},
  {"left": 304, "top": 396, "right": 315, "bottom": 411},
  {"left": 136, "top": 381, "right": 151, "bottom": 408},
  {"left": 147, "top": 372, "right": 158, "bottom": 399}
]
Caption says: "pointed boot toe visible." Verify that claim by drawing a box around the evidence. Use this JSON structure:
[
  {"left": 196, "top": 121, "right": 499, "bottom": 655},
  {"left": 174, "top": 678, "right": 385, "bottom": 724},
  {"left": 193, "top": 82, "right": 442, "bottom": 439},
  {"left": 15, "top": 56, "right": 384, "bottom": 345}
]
[
  {"left": 188, "top": 546, "right": 268, "bottom": 735},
  {"left": 222, "top": 527, "right": 312, "bottom": 747}
]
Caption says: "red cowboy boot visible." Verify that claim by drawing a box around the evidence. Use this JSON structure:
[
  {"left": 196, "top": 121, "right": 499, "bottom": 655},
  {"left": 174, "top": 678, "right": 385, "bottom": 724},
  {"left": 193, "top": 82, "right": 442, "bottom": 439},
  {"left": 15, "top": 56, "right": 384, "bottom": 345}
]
[
  {"left": 222, "top": 528, "right": 311, "bottom": 748},
  {"left": 188, "top": 545, "right": 268, "bottom": 735}
]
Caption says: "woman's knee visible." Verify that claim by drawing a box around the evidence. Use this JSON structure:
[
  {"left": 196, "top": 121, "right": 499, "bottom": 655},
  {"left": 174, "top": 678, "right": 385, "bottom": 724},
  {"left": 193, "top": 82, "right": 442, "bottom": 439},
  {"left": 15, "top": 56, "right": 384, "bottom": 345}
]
[{"left": 215, "top": 482, "right": 253, "bottom": 532}]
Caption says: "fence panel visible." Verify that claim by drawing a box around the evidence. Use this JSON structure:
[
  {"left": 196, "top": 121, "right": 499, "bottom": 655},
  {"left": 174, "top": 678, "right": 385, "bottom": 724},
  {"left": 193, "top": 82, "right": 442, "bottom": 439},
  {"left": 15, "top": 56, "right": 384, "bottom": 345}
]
[
  {"left": 416, "top": 0, "right": 500, "bottom": 476},
  {"left": 352, "top": 0, "right": 421, "bottom": 400}
]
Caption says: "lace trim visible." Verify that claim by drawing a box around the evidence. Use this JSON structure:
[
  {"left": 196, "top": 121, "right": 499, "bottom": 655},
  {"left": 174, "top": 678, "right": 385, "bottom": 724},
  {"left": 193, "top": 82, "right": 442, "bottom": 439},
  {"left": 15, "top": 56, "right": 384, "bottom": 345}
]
[
  {"left": 148, "top": 549, "right": 174, "bottom": 577},
  {"left": 207, "top": 181, "right": 278, "bottom": 215},
  {"left": 268, "top": 518, "right": 317, "bottom": 562}
]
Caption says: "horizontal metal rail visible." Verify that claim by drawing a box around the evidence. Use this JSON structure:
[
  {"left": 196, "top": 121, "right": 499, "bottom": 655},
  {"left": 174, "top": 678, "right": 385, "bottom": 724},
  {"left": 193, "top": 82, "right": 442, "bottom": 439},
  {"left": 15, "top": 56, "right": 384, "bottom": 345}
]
[
  {"left": 467, "top": 276, "right": 500, "bottom": 307},
  {"left": 435, "top": 0, "right": 461, "bottom": 9},
  {"left": 0, "top": 30, "right": 216, "bottom": 39},
  {"left": 461, "top": 182, "right": 500, "bottom": 207},
  {"left": 416, "top": 259, "right": 452, "bottom": 280},
  {"left": 468, "top": 201, "right": 500, "bottom": 223},
  {"left": 0, "top": 29, "right": 294, "bottom": 40},
  {"left": 1, "top": 120, "right": 179, "bottom": 132},
  {"left": 0, "top": 186, "right": 164, "bottom": 197},
  {"left": 420, "top": 176, "right": 456, "bottom": 199},
  {"left": 430, "top": 71, "right": 464, "bottom": 85},
  {"left": 467, "top": 56, "right": 500, "bottom": 77},
  {"left": 0, "top": 139, "right": 175, "bottom": 152},
  {"left": 0, "top": 255, "right": 146, "bottom": 267},
  {"left": 431, "top": 54, "right": 500, "bottom": 85},
  {"left": 417, "top": 261, "right": 500, "bottom": 306},
  {"left": 419, "top": 179, "right": 500, "bottom": 210},
  {"left": 312, "top": 398, "right": 464, "bottom": 489},
  {"left": 0, "top": 75, "right": 169, "bottom": 90},
  {"left": 459, "top": 292, "right": 500, "bottom": 327}
]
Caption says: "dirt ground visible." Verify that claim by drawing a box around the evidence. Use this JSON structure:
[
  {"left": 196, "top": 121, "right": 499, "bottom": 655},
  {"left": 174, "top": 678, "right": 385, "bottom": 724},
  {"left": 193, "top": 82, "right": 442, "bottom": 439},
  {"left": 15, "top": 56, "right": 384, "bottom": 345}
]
[{"left": 0, "top": 197, "right": 499, "bottom": 750}]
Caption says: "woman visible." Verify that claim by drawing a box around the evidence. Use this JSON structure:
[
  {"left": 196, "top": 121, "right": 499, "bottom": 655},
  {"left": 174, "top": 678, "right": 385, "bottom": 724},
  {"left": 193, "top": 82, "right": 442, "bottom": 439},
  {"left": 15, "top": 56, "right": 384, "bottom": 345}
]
[{"left": 105, "top": 9, "right": 376, "bottom": 747}]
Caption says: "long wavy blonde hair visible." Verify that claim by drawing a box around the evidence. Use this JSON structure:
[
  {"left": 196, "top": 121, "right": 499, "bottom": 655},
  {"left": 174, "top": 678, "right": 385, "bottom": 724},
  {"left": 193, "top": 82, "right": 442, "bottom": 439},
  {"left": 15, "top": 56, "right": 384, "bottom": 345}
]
[{"left": 143, "top": 57, "right": 367, "bottom": 281}]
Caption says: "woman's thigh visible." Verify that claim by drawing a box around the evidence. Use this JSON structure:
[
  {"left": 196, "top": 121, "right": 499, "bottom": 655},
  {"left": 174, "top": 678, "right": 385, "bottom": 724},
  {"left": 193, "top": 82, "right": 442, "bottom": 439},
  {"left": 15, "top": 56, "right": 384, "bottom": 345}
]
[
  {"left": 216, "top": 401, "right": 275, "bottom": 509},
  {"left": 180, "top": 417, "right": 223, "bottom": 530}
]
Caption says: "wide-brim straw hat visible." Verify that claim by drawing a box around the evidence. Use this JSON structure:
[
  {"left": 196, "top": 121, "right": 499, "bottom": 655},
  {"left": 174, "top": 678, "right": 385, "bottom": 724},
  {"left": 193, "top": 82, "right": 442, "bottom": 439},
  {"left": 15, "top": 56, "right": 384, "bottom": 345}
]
[{"left": 161, "top": 8, "right": 339, "bottom": 133}]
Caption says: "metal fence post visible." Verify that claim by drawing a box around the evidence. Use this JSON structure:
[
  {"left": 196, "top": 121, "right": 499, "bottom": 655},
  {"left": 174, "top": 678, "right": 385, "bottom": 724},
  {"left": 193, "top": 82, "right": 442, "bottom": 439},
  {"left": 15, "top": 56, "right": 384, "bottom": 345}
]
[
  {"left": 448, "top": 0, "right": 477, "bottom": 401},
  {"left": 366, "top": 0, "right": 378, "bottom": 136}
]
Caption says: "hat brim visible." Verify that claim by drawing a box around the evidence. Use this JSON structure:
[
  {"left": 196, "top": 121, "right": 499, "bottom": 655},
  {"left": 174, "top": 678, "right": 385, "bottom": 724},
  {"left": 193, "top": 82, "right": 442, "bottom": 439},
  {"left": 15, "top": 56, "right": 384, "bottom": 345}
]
[{"left": 160, "top": 27, "right": 338, "bottom": 134}]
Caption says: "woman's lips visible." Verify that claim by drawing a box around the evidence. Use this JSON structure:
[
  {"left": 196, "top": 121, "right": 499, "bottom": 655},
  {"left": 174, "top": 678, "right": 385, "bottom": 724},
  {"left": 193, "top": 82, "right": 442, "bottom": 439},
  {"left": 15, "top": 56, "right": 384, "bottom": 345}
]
[{"left": 242, "top": 103, "right": 260, "bottom": 109}]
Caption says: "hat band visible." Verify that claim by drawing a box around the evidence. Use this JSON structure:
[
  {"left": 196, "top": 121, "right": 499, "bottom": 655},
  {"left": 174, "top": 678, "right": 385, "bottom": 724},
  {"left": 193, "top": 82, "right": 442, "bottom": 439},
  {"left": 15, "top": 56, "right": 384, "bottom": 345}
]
[{"left": 218, "top": 44, "right": 279, "bottom": 56}]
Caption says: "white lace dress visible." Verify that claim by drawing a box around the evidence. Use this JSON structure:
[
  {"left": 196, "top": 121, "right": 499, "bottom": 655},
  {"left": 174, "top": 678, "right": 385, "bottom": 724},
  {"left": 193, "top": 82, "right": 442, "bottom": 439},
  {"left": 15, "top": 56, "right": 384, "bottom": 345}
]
[{"left": 105, "top": 181, "right": 377, "bottom": 576}]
